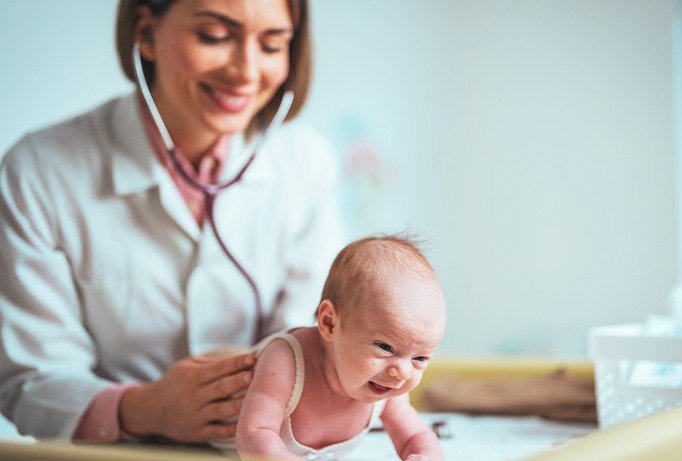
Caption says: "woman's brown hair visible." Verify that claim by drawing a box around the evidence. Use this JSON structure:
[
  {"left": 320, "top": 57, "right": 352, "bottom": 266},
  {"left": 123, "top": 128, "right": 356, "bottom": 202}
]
[{"left": 115, "top": 0, "right": 312, "bottom": 135}]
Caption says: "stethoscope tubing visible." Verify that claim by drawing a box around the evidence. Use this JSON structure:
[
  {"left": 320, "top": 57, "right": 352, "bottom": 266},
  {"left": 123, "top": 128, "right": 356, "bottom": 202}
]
[{"left": 132, "top": 42, "right": 293, "bottom": 343}]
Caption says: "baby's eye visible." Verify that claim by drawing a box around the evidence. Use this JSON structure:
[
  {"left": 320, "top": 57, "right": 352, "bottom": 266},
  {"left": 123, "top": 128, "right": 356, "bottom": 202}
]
[
  {"left": 413, "top": 356, "right": 429, "bottom": 363},
  {"left": 375, "top": 342, "right": 393, "bottom": 353}
]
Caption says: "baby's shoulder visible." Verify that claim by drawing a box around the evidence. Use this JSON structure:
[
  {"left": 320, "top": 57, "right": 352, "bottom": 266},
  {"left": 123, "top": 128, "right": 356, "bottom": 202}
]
[
  {"left": 256, "top": 336, "right": 297, "bottom": 371},
  {"left": 251, "top": 337, "right": 301, "bottom": 408}
]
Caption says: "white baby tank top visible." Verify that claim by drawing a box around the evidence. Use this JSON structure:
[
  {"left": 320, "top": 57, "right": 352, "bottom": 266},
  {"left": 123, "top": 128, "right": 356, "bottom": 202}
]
[{"left": 255, "top": 330, "right": 387, "bottom": 460}]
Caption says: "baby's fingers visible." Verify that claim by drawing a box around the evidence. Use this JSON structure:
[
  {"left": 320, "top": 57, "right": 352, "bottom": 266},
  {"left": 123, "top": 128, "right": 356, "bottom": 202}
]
[{"left": 405, "top": 455, "right": 429, "bottom": 461}]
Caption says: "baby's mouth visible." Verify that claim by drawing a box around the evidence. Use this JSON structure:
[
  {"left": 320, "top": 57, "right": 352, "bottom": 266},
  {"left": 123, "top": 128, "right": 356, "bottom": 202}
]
[{"left": 368, "top": 381, "right": 392, "bottom": 395}]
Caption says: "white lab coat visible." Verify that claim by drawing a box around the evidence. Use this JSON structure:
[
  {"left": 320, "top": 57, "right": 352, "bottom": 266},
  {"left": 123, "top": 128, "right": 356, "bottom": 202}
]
[{"left": 0, "top": 93, "right": 344, "bottom": 438}]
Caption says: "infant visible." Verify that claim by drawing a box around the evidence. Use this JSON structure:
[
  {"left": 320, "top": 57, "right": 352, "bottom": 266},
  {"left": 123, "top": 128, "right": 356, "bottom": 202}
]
[{"left": 236, "top": 236, "right": 446, "bottom": 461}]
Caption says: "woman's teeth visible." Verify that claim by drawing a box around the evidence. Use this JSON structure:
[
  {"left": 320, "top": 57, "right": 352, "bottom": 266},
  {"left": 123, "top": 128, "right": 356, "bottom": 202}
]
[
  {"left": 214, "top": 91, "right": 247, "bottom": 105},
  {"left": 204, "top": 85, "right": 250, "bottom": 111}
]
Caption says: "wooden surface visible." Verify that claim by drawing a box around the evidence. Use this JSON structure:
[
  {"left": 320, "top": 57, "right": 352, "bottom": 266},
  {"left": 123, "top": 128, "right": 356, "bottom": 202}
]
[
  {"left": 410, "top": 357, "right": 594, "bottom": 411},
  {"left": 530, "top": 406, "right": 682, "bottom": 461},
  {"left": 6, "top": 359, "right": 680, "bottom": 460}
]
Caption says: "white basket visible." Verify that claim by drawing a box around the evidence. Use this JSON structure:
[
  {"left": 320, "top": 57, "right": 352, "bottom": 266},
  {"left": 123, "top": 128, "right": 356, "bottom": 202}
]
[{"left": 589, "top": 322, "right": 682, "bottom": 428}]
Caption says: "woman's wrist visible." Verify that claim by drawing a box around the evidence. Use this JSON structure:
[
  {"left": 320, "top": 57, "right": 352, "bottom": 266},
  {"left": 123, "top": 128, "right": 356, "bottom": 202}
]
[{"left": 118, "top": 382, "right": 158, "bottom": 438}]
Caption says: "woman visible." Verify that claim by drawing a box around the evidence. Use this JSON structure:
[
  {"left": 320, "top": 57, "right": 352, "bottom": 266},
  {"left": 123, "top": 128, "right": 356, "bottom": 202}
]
[{"left": 0, "top": 0, "right": 342, "bottom": 443}]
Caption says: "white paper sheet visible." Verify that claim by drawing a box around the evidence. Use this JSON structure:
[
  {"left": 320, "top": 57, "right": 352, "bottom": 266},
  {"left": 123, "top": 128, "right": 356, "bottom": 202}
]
[{"left": 345, "top": 413, "right": 596, "bottom": 461}]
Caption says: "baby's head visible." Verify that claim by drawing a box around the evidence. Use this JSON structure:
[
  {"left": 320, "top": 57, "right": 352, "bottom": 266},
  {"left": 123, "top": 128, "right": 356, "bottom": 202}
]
[{"left": 316, "top": 235, "right": 446, "bottom": 402}]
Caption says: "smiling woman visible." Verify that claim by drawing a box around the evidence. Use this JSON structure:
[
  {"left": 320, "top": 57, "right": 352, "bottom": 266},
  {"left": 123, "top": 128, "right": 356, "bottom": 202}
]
[
  {"left": 135, "top": 1, "right": 292, "bottom": 158},
  {"left": 0, "top": 0, "right": 343, "bottom": 444},
  {"left": 118, "top": 0, "right": 311, "bottom": 162}
]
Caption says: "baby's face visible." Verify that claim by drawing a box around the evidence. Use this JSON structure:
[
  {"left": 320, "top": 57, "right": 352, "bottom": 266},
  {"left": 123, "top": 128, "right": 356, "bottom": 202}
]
[{"left": 331, "top": 275, "right": 445, "bottom": 403}]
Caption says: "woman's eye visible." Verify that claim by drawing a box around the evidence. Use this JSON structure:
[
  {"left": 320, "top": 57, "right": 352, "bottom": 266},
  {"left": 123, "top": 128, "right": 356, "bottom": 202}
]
[
  {"left": 375, "top": 343, "right": 393, "bottom": 353},
  {"left": 261, "top": 42, "right": 285, "bottom": 54},
  {"left": 198, "top": 32, "right": 230, "bottom": 44}
]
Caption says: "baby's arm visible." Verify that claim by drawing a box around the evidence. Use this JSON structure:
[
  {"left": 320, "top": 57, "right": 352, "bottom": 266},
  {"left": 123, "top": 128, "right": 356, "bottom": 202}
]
[
  {"left": 235, "top": 339, "right": 303, "bottom": 461},
  {"left": 381, "top": 394, "right": 444, "bottom": 461}
]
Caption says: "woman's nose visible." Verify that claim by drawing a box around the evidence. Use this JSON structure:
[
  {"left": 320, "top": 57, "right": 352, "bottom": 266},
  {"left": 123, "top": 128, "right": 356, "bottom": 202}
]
[
  {"left": 226, "top": 40, "right": 259, "bottom": 83},
  {"left": 388, "top": 360, "right": 412, "bottom": 382}
]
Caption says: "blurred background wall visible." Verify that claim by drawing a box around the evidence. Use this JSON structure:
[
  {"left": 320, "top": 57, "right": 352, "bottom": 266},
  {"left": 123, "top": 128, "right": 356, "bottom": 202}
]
[{"left": 0, "top": 0, "right": 679, "bottom": 362}]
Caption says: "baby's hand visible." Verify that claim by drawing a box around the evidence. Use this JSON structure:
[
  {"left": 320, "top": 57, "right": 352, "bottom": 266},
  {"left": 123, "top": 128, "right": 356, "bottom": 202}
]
[{"left": 405, "top": 455, "right": 430, "bottom": 461}]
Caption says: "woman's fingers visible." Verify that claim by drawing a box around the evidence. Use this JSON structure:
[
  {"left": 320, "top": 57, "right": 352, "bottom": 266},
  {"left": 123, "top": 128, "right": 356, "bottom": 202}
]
[
  {"left": 200, "top": 422, "right": 238, "bottom": 440},
  {"left": 124, "top": 354, "right": 254, "bottom": 442},
  {"left": 200, "top": 397, "right": 244, "bottom": 422},
  {"left": 199, "top": 353, "right": 255, "bottom": 384},
  {"left": 199, "top": 370, "right": 252, "bottom": 404}
]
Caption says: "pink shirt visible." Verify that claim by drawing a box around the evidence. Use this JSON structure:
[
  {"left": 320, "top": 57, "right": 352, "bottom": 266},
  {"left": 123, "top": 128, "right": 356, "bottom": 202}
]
[
  {"left": 73, "top": 98, "right": 230, "bottom": 441},
  {"left": 142, "top": 110, "right": 230, "bottom": 226}
]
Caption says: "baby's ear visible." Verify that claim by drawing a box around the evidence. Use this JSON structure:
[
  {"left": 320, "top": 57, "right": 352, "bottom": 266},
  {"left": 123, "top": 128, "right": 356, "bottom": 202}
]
[{"left": 317, "top": 299, "right": 338, "bottom": 341}]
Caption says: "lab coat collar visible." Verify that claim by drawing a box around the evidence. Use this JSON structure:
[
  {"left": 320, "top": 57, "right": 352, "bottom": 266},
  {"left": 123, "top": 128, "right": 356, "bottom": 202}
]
[
  {"left": 108, "top": 93, "right": 277, "bottom": 242},
  {"left": 219, "top": 129, "right": 276, "bottom": 185},
  {"left": 109, "top": 94, "right": 203, "bottom": 241},
  {"left": 110, "top": 93, "right": 164, "bottom": 196},
  {"left": 110, "top": 93, "right": 276, "bottom": 196}
]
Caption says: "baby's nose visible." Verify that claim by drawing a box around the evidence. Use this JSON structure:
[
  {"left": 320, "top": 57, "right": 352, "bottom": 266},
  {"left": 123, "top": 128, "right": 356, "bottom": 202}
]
[{"left": 388, "top": 361, "right": 411, "bottom": 381}]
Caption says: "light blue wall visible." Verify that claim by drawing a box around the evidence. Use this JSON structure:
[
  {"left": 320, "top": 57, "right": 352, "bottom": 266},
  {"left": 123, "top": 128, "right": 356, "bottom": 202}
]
[
  {"left": 0, "top": 1, "right": 678, "bottom": 358},
  {"left": 0, "top": 0, "right": 679, "bottom": 439},
  {"left": 0, "top": 1, "right": 132, "bottom": 153},
  {"left": 673, "top": 0, "right": 682, "bottom": 282},
  {"left": 308, "top": 0, "right": 677, "bottom": 355}
]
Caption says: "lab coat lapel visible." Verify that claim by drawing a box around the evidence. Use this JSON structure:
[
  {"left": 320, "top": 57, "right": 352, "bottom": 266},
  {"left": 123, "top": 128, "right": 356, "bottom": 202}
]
[
  {"left": 109, "top": 93, "right": 202, "bottom": 241},
  {"left": 156, "top": 175, "right": 202, "bottom": 241},
  {"left": 222, "top": 132, "right": 276, "bottom": 185}
]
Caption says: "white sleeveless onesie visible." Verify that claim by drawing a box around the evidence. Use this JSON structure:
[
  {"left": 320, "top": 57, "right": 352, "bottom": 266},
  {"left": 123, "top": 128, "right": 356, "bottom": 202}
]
[{"left": 212, "top": 330, "right": 386, "bottom": 460}]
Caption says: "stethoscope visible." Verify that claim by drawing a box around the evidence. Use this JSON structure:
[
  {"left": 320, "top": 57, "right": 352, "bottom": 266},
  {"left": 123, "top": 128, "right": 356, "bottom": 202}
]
[{"left": 132, "top": 42, "right": 294, "bottom": 343}]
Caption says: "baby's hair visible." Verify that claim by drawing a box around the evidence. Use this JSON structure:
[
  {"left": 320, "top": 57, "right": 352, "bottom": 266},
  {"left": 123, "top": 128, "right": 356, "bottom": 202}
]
[{"left": 318, "top": 234, "right": 437, "bottom": 320}]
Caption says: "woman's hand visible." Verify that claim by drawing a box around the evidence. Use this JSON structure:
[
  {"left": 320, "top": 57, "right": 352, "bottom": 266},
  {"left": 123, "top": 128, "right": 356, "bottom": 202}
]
[
  {"left": 405, "top": 455, "right": 430, "bottom": 461},
  {"left": 119, "top": 353, "right": 255, "bottom": 442}
]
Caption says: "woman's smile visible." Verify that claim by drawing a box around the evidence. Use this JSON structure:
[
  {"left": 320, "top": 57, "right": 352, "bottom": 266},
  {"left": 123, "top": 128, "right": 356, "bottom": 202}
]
[
  {"left": 199, "top": 82, "right": 252, "bottom": 113},
  {"left": 143, "top": 0, "right": 293, "bottom": 159}
]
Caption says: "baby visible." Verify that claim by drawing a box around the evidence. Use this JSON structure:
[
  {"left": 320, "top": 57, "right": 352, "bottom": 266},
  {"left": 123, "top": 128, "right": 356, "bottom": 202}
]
[{"left": 236, "top": 236, "right": 446, "bottom": 461}]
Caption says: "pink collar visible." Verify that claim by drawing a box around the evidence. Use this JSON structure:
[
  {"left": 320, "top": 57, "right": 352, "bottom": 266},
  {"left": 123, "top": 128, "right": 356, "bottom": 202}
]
[{"left": 137, "top": 95, "right": 232, "bottom": 226}]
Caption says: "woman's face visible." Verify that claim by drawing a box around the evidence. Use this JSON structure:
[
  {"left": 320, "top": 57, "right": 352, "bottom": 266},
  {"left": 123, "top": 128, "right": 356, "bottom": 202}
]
[{"left": 141, "top": 0, "right": 293, "bottom": 146}]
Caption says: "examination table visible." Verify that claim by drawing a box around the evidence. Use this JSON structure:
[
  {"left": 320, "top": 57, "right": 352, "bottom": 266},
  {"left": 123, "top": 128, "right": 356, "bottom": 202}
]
[{"left": 1, "top": 358, "right": 680, "bottom": 460}]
